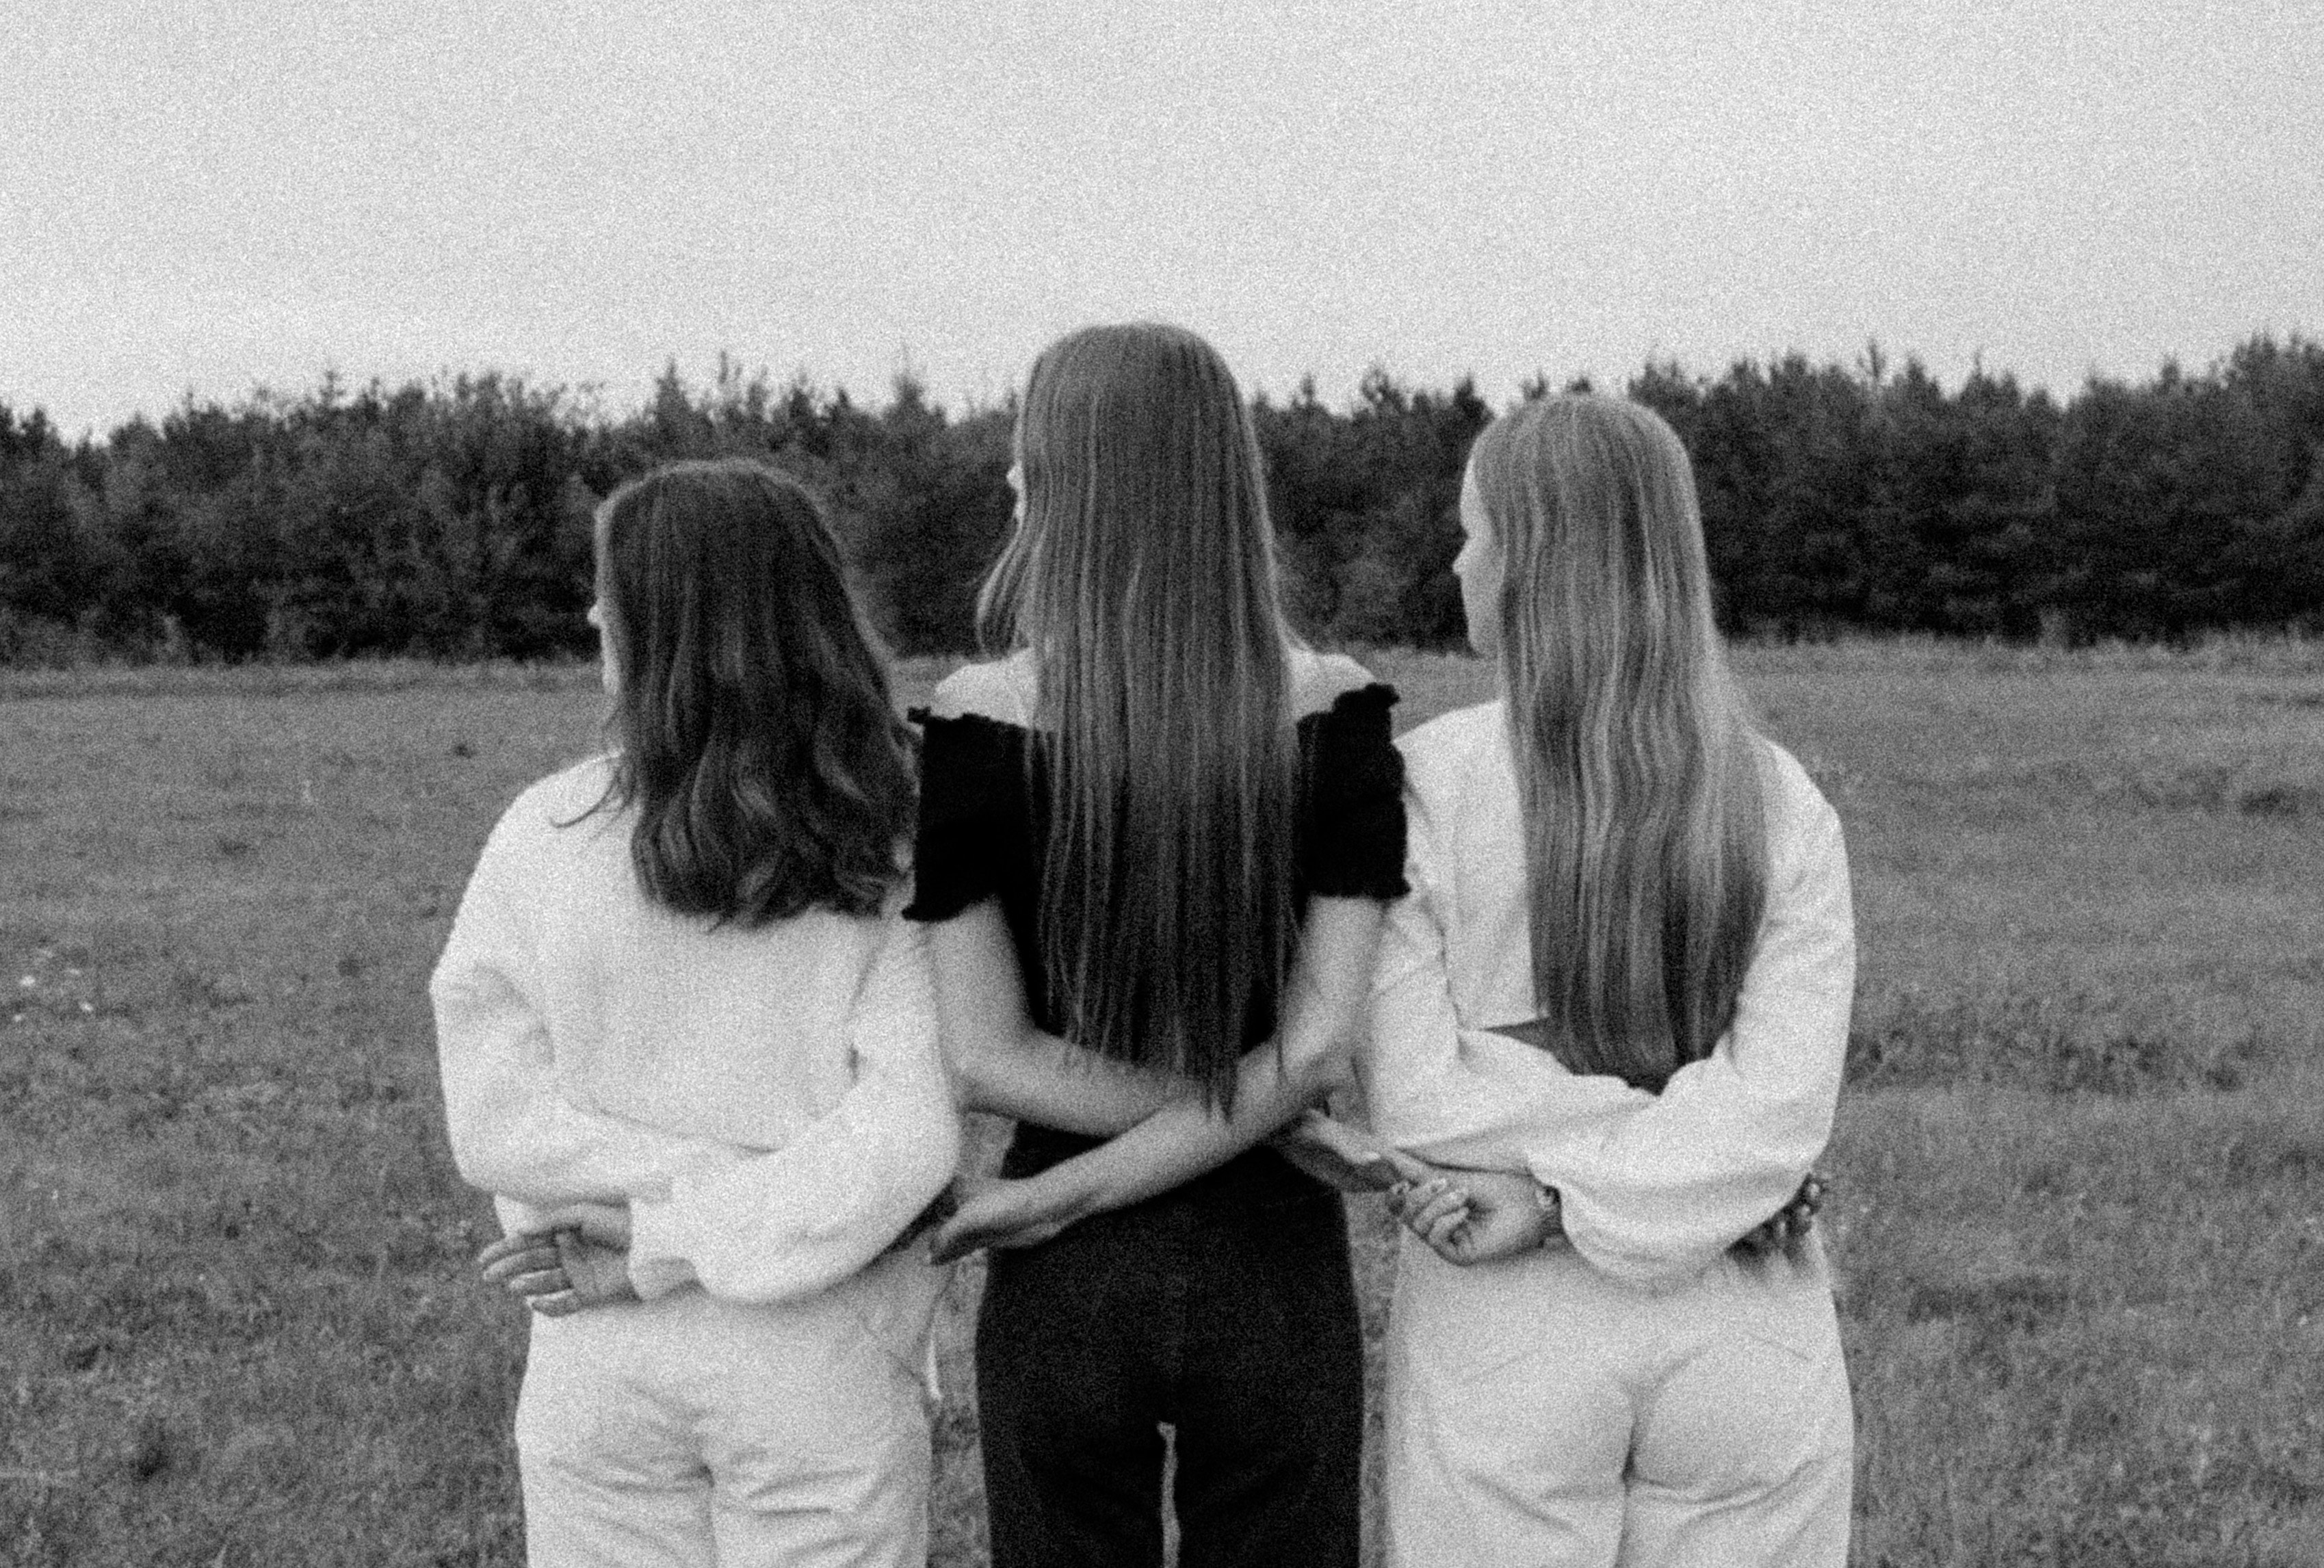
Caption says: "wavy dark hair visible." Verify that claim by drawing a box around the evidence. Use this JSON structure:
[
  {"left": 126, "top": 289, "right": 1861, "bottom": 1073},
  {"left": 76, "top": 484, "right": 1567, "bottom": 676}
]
[{"left": 586, "top": 458, "right": 914, "bottom": 924}]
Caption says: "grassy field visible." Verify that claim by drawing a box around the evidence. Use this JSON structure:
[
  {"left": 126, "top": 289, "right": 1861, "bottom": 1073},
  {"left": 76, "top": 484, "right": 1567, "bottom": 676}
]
[{"left": 3, "top": 642, "right": 2321, "bottom": 1566}]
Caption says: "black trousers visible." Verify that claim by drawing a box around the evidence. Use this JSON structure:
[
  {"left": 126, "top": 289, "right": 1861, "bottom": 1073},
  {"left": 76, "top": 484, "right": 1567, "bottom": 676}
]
[{"left": 974, "top": 1138, "right": 1364, "bottom": 1568}]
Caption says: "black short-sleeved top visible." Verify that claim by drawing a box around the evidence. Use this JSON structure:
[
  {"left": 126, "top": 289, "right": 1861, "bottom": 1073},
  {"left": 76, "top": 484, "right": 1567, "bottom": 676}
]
[{"left": 906, "top": 679, "right": 1408, "bottom": 1179}]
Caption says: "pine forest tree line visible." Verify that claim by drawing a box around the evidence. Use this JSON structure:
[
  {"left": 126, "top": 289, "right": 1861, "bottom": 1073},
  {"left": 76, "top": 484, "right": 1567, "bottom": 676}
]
[{"left": 1, "top": 335, "right": 2320, "bottom": 664}]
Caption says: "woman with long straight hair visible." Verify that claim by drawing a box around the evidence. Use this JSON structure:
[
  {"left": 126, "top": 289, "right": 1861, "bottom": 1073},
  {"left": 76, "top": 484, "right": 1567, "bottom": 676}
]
[
  {"left": 434, "top": 458, "right": 959, "bottom": 1567},
  {"left": 904, "top": 322, "right": 1407, "bottom": 1568},
  {"left": 1359, "top": 395, "right": 1856, "bottom": 1566}
]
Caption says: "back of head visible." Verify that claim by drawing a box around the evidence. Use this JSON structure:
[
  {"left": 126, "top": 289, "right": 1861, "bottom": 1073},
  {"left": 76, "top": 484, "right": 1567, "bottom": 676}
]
[
  {"left": 593, "top": 458, "right": 914, "bottom": 924},
  {"left": 978, "top": 323, "right": 1297, "bottom": 1104},
  {"left": 1469, "top": 395, "right": 1766, "bottom": 1088},
  {"left": 980, "top": 322, "right": 1283, "bottom": 666}
]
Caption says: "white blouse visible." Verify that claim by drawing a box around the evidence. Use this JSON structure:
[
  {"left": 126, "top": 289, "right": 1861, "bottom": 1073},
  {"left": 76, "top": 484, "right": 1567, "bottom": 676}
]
[
  {"left": 1361, "top": 701, "right": 1855, "bottom": 1288},
  {"left": 432, "top": 757, "right": 959, "bottom": 1303}
]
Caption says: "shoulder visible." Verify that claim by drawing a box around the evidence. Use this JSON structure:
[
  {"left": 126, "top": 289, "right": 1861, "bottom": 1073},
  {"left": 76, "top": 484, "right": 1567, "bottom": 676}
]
[
  {"left": 1288, "top": 649, "right": 1379, "bottom": 718},
  {"left": 1289, "top": 649, "right": 1400, "bottom": 737},
  {"left": 497, "top": 755, "right": 618, "bottom": 835},
  {"left": 1751, "top": 736, "right": 1844, "bottom": 867},
  {"left": 909, "top": 676, "right": 1027, "bottom": 818},
  {"left": 460, "top": 756, "right": 618, "bottom": 892},
  {"left": 1287, "top": 655, "right": 1411, "bottom": 894},
  {"left": 926, "top": 654, "right": 1036, "bottom": 725},
  {"left": 1394, "top": 701, "right": 1506, "bottom": 800}
]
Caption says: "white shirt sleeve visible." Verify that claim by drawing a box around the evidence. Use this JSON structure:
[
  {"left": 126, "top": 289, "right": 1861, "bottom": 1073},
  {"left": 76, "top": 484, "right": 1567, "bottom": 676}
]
[
  {"left": 623, "top": 917, "right": 962, "bottom": 1303},
  {"left": 1361, "top": 787, "right": 1650, "bottom": 1164},
  {"left": 1363, "top": 761, "right": 1855, "bottom": 1288},
  {"left": 432, "top": 806, "right": 742, "bottom": 1219},
  {"left": 1547, "top": 784, "right": 1854, "bottom": 1285}
]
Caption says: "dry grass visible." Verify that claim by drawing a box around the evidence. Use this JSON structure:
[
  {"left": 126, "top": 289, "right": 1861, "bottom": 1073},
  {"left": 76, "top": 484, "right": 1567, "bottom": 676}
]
[{"left": 2, "top": 643, "right": 2320, "bottom": 1565}]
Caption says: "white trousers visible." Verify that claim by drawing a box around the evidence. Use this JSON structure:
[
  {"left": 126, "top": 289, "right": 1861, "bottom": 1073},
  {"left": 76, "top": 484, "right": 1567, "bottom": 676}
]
[
  {"left": 513, "top": 1252, "right": 945, "bottom": 1568},
  {"left": 1383, "top": 1237, "right": 1852, "bottom": 1568}
]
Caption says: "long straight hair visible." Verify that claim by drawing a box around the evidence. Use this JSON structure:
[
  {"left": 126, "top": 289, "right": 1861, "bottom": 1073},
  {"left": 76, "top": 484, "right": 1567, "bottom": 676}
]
[
  {"left": 1472, "top": 396, "right": 1768, "bottom": 1091},
  {"left": 589, "top": 458, "right": 915, "bottom": 924},
  {"left": 976, "top": 323, "right": 1298, "bottom": 1106}
]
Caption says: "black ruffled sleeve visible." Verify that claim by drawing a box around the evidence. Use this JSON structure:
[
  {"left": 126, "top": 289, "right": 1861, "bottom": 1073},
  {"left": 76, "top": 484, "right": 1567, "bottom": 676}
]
[
  {"left": 903, "top": 709, "right": 1021, "bottom": 922},
  {"left": 1298, "top": 683, "right": 1409, "bottom": 900}
]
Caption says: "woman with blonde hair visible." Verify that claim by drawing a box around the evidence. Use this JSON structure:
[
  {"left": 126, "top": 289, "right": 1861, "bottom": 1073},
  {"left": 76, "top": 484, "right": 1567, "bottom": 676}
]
[
  {"left": 904, "top": 322, "right": 1407, "bottom": 1567},
  {"left": 1359, "top": 394, "right": 1856, "bottom": 1566},
  {"left": 435, "top": 458, "right": 959, "bottom": 1566}
]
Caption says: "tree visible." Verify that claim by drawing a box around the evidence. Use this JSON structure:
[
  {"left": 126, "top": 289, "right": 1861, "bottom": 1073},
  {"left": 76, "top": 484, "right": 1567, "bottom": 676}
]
[{"left": 848, "top": 378, "right": 1015, "bottom": 654}]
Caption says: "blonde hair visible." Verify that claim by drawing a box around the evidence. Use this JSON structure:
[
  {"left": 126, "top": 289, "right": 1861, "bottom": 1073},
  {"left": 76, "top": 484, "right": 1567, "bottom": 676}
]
[
  {"left": 1470, "top": 395, "right": 1768, "bottom": 1090},
  {"left": 977, "top": 323, "right": 1296, "bottom": 1106}
]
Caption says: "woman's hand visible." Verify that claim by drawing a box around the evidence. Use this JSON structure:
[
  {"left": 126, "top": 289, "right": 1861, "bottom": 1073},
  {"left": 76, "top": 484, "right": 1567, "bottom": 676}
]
[
  {"left": 929, "top": 1174, "right": 1095, "bottom": 1264},
  {"left": 1735, "top": 1171, "right": 1827, "bottom": 1259},
  {"left": 1389, "top": 1167, "right": 1556, "bottom": 1266},
  {"left": 477, "top": 1203, "right": 640, "bottom": 1316},
  {"left": 1270, "top": 1109, "right": 1439, "bottom": 1194},
  {"left": 882, "top": 1184, "right": 963, "bottom": 1257}
]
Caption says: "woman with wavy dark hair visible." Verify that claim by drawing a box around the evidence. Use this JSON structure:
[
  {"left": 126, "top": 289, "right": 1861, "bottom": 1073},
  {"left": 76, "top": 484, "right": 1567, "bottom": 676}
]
[
  {"left": 904, "top": 322, "right": 1408, "bottom": 1568},
  {"left": 433, "top": 458, "right": 958, "bottom": 1567}
]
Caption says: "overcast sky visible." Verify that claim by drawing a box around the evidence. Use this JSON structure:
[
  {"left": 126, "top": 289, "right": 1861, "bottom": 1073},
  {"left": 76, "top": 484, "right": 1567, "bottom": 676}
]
[{"left": 5, "top": 0, "right": 2319, "bottom": 436}]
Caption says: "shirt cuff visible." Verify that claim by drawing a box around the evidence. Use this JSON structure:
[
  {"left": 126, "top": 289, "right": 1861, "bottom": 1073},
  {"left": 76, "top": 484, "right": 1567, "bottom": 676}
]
[{"left": 625, "top": 1196, "right": 699, "bottom": 1301}]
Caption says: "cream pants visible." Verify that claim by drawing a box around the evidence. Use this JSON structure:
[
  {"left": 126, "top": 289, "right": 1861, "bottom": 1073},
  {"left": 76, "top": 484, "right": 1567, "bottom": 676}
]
[
  {"left": 1383, "top": 1237, "right": 1852, "bottom": 1568},
  {"left": 513, "top": 1252, "right": 945, "bottom": 1568}
]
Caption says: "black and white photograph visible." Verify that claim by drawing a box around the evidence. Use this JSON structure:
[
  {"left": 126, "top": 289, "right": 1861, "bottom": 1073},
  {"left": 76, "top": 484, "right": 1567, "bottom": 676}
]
[{"left": 3, "top": 3, "right": 2321, "bottom": 1563}]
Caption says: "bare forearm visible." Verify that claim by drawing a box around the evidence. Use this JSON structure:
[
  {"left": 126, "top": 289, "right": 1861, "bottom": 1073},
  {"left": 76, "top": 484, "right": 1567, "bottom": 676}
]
[
  {"left": 932, "top": 902, "right": 1193, "bottom": 1134},
  {"left": 1067, "top": 1040, "right": 1350, "bottom": 1213},
  {"left": 957, "top": 1025, "right": 1190, "bottom": 1134},
  {"left": 1015, "top": 899, "right": 1384, "bottom": 1216}
]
